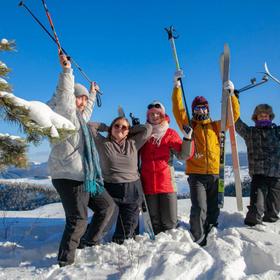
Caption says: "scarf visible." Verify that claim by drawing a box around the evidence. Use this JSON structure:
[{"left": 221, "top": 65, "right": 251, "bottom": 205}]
[
  {"left": 150, "top": 121, "right": 169, "bottom": 146},
  {"left": 255, "top": 120, "right": 272, "bottom": 127},
  {"left": 192, "top": 112, "right": 210, "bottom": 121},
  {"left": 78, "top": 112, "right": 104, "bottom": 196}
]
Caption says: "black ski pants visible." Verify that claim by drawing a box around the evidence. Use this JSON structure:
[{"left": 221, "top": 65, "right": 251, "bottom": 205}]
[
  {"left": 245, "top": 175, "right": 280, "bottom": 224},
  {"left": 145, "top": 192, "right": 177, "bottom": 235},
  {"left": 104, "top": 180, "right": 143, "bottom": 243},
  {"left": 188, "top": 174, "right": 220, "bottom": 242},
  {"left": 52, "top": 179, "right": 116, "bottom": 263}
]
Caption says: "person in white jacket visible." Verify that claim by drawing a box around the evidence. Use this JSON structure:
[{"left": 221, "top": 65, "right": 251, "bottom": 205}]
[{"left": 48, "top": 54, "right": 116, "bottom": 267}]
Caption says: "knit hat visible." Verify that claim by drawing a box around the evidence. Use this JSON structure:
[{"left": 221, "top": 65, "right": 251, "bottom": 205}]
[
  {"left": 146, "top": 101, "right": 166, "bottom": 118},
  {"left": 191, "top": 96, "right": 209, "bottom": 112},
  {"left": 251, "top": 104, "right": 275, "bottom": 121},
  {"left": 74, "top": 83, "right": 89, "bottom": 98}
]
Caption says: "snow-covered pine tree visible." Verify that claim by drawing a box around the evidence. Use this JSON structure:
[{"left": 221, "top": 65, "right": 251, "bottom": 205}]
[
  {"left": 0, "top": 39, "right": 28, "bottom": 169},
  {"left": 0, "top": 38, "right": 76, "bottom": 145}
]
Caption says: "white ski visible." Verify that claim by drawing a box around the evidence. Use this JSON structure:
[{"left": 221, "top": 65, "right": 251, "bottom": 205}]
[
  {"left": 264, "top": 62, "right": 280, "bottom": 85},
  {"left": 219, "top": 44, "right": 243, "bottom": 211}
]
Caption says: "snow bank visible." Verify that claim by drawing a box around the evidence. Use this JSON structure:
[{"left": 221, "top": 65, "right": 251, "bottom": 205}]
[
  {"left": 0, "top": 91, "right": 76, "bottom": 141},
  {"left": 0, "top": 198, "right": 280, "bottom": 280}
]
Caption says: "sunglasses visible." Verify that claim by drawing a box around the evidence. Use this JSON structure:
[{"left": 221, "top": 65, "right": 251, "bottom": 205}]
[
  {"left": 113, "top": 123, "right": 129, "bottom": 131},
  {"left": 147, "top": 103, "right": 162, "bottom": 110},
  {"left": 193, "top": 105, "right": 208, "bottom": 111}
]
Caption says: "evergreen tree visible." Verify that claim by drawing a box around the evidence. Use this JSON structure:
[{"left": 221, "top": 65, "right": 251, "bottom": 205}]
[{"left": 0, "top": 39, "right": 28, "bottom": 169}]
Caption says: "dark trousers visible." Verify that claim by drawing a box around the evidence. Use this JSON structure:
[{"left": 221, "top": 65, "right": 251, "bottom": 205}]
[
  {"left": 145, "top": 193, "right": 177, "bottom": 235},
  {"left": 104, "top": 180, "right": 143, "bottom": 242},
  {"left": 188, "top": 174, "right": 220, "bottom": 242},
  {"left": 245, "top": 175, "right": 280, "bottom": 224},
  {"left": 52, "top": 179, "right": 115, "bottom": 263}
]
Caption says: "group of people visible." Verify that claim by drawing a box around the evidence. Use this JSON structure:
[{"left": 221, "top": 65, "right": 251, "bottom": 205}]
[{"left": 48, "top": 53, "right": 280, "bottom": 267}]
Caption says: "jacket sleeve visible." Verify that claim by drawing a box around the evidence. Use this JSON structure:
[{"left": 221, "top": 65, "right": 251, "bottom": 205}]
[
  {"left": 169, "top": 130, "right": 194, "bottom": 160},
  {"left": 50, "top": 68, "right": 76, "bottom": 121},
  {"left": 83, "top": 92, "right": 96, "bottom": 122},
  {"left": 216, "top": 94, "right": 240, "bottom": 131},
  {"left": 235, "top": 118, "right": 250, "bottom": 140},
  {"left": 130, "top": 123, "right": 153, "bottom": 150},
  {"left": 172, "top": 86, "right": 190, "bottom": 129},
  {"left": 88, "top": 122, "right": 107, "bottom": 143}
]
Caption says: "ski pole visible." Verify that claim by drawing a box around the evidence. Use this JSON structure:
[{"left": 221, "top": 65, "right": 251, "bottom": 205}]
[
  {"left": 41, "top": 0, "right": 63, "bottom": 53},
  {"left": 165, "top": 26, "right": 190, "bottom": 121},
  {"left": 236, "top": 75, "right": 268, "bottom": 94},
  {"left": 165, "top": 26, "right": 200, "bottom": 158},
  {"left": 18, "top": 1, "right": 102, "bottom": 107}
]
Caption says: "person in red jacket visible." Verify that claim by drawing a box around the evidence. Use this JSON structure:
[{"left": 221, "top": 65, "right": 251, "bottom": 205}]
[{"left": 140, "top": 101, "right": 194, "bottom": 235}]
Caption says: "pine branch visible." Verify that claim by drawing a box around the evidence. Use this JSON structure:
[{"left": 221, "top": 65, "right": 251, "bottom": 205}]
[
  {"left": 0, "top": 95, "right": 76, "bottom": 145},
  {"left": 0, "top": 39, "right": 16, "bottom": 52},
  {"left": 0, "top": 134, "right": 28, "bottom": 169}
]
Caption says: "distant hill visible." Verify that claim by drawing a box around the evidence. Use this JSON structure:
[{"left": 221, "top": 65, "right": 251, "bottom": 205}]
[
  {"left": 0, "top": 162, "right": 49, "bottom": 179},
  {"left": 0, "top": 152, "right": 248, "bottom": 179}
]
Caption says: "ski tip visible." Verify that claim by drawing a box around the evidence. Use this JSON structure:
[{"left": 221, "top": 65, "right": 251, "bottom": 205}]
[
  {"left": 117, "top": 105, "right": 125, "bottom": 117},
  {"left": 264, "top": 62, "right": 269, "bottom": 74}
]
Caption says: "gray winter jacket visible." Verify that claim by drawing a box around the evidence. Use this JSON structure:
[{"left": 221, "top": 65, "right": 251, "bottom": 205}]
[
  {"left": 47, "top": 68, "right": 96, "bottom": 181},
  {"left": 89, "top": 123, "right": 153, "bottom": 183},
  {"left": 235, "top": 118, "right": 280, "bottom": 178}
]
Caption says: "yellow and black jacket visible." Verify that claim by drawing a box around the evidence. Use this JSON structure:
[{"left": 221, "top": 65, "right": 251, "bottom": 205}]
[{"left": 172, "top": 86, "right": 240, "bottom": 175}]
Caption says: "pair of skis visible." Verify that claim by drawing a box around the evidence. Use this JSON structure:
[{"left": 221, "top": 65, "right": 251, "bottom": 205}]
[{"left": 218, "top": 44, "right": 243, "bottom": 211}]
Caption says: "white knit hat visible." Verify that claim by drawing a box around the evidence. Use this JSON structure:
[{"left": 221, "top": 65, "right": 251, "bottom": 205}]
[{"left": 74, "top": 83, "right": 89, "bottom": 98}]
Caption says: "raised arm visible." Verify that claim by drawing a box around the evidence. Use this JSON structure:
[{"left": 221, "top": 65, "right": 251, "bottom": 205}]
[
  {"left": 88, "top": 122, "right": 108, "bottom": 142},
  {"left": 82, "top": 82, "right": 99, "bottom": 122},
  {"left": 130, "top": 123, "right": 153, "bottom": 150},
  {"left": 48, "top": 54, "right": 76, "bottom": 120},
  {"left": 235, "top": 118, "right": 250, "bottom": 140}
]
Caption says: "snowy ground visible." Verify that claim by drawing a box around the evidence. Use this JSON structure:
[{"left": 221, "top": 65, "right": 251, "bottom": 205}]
[{"left": 1, "top": 197, "right": 280, "bottom": 280}]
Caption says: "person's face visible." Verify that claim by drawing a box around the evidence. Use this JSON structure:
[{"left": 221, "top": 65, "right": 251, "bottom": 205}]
[
  {"left": 193, "top": 105, "right": 208, "bottom": 115},
  {"left": 111, "top": 119, "right": 129, "bottom": 142},
  {"left": 148, "top": 112, "right": 164, "bottom": 125},
  {"left": 75, "top": 95, "right": 88, "bottom": 112},
  {"left": 256, "top": 113, "right": 270, "bottom": 121}
]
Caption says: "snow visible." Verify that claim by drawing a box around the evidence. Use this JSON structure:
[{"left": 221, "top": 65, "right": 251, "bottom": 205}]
[
  {"left": 1, "top": 197, "right": 280, "bottom": 280},
  {"left": 1, "top": 38, "right": 8, "bottom": 44},
  {"left": 0, "top": 91, "right": 76, "bottom": 138}
]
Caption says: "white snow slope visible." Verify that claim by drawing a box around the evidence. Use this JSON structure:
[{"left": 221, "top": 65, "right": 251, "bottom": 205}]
[{"left": 1, "top": 197, "right": 280, "bottom": 280}]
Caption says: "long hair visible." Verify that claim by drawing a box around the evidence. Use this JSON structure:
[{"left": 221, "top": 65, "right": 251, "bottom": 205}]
[{"left": 107, "top": 116, "right": 131, "bottom": 139}]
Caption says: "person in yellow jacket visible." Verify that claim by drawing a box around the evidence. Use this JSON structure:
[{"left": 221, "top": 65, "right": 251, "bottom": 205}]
[{"left": 172, "top": 70, "right": 240, "bottom": 246}]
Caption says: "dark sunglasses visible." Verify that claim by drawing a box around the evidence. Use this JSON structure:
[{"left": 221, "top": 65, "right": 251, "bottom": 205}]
[
  {"left": 113, "top": 123, "right": 129, "bottom": 131},
  {"left": 147, "top": 103, "right": 162, "bottom": 110},
  {"left": 193, "top": 105, "right": 208, "bottom": 111}
]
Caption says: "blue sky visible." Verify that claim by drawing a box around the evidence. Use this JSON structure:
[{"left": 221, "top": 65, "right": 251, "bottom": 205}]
[{"left": 1, "top": 0, "right": 280, "bottom": 162}]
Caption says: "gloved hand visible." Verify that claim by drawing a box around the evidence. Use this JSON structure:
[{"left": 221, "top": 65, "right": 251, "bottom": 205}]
[
  {"left": 182, "top": 125, "right": 193, "bottom": 140},
  {"left": 90, "top": 82, "right": 100, "bottom": 95},
  {"left": 223, "top": 80, "right": 234, "bottom": 95},
  {"left": 132, "top": 117, "right": 140, "bottom": 126},
  {"left": 174, "top": 69, "right": 184, "bottom": 88}
]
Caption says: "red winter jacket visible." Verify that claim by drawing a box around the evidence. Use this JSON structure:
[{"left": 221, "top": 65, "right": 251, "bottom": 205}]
[{"left": 140, "top": 128, "right": 193, "bottom": 195}]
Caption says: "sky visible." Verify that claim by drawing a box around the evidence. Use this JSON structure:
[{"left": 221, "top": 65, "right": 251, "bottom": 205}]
[{"left": 1, "top": 0, "right": 280, "bottom": 162}]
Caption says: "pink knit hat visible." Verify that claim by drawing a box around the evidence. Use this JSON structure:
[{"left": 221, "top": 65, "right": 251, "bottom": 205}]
[{"left": 146, "top": 101, "right": 166, "bottom": 118}]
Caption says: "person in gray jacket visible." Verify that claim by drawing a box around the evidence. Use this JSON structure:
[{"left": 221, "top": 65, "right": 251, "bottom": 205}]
[
  {"left": 48, "top": 54, "right": 116, "bottom": 267},
  {"left": 235, "top": 103, "right": 280, "bottom": 226},
  {"left": 89, "top": 117, "right": 152, "bottom": 244}
]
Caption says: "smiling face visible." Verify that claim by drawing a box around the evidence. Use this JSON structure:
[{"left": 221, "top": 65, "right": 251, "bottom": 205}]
[
  {"left": 111, "top": 118, "right": 130, "bottom": 142},
  {"left": 147, "top": 111, "right": 165, "bottom": 125},
  {"left": 75, "top": 95, "right": 88, "bottom": 112}
]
